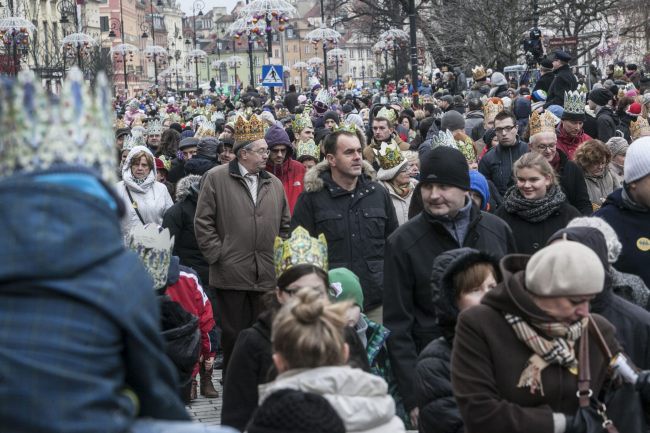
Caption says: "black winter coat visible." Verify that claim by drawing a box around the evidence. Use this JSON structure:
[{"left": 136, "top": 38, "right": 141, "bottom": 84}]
[
  {"left": 478, "top": 140, "right": 529, "bottom": 195},
  {"left": 556, "top": 150, "right": 593, "bottom": 215},
  {"left": 162, "top": 175, "right": 209, "bottom": 286},
  {"left": 221, "top": 311, "right": 275, "bottom": 431},
  {"left": 595, "top": 106, "right": 619, "bottom": 143},
  {"left": 384, "top": 205, "right": 515, "bottom": 411},
  {"left": 495, "top": 200, "right": 581, "bottom": 255},
  {"left": 291, "top": 161, "right": 399, "bottom": 310},
  {"left": 415, "top": 248, "right": 500, "bottom": 433},
  {"left": 583, "top": 114, "right": 598, "bottom": 139},
  {"left": 544, "top": 64, "right": 578, "bottom": 108},
  {"left": 532, "top": 71, "right": 554, "bottom": 95}
]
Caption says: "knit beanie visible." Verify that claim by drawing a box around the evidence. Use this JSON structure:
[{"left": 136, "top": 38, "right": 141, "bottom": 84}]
[
  {"left": 588, "top": 88, "right": 613, "bottom": 106},
  {"left": 264, "top": 124, "right": 292, "bottom": 149},
  {"left": 624, "top": 137, "right": 650, "bottom": 183},
  {"left": 547, "top": 227, "right": 609, "bottom": 272},
  {"left": 567, "top": 217, "right": 622, "bottom": 264},
  {"left": 626, "top": 102, "right": 642, "bottom": 117},
  {"left": 490, "top": 72, "right": 507, "bottom": 87},
  {"left": 525, "top": 241, "right": 604, "bottom": 297},
  {"left": 249, "top": 389, "right": 345, "bottom": 433},
  {"left": 328, "top": 267, "right": 364, "bottom": 312},
  {"left": 420, "top": 146, "right": 470, "bottom": 190},
  {"left": 197, "top": 137, "right": 219, "bottom": 160},
  {"left": 181, "top": 129, "right": 195, "bottom": 139},
  {"left": 169, "top": 123, "right": 183, "bottom": 134},
  {"left": 323, "top": 110, "right": 340, "bottom": 125},
  {"left": 605, "top": 137, "right": 628, "bottom": 157},
  {"left": 469, "top": 170, "right": 490, "bottom": 210},
  {"left": 440, "top": 110, "right": 465, "bottom": 132}
]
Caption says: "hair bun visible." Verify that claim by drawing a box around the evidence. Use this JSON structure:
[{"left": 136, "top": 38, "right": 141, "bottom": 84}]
[{"left": 290, "top": 287, "right": 326, "bottom": 324}]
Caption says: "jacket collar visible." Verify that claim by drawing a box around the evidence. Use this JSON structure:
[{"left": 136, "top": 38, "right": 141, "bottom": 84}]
[
  {"left": 303, "top": 160, "right": 376, "bottom": 193},
  {"left": 228, "top": 158, "right": 271, "bottom": 180}
]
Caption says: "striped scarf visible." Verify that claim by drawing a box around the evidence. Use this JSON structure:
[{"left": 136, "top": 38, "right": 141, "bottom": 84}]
[{"left": 505, "top": 313, "right": 587, "bottom": 396}]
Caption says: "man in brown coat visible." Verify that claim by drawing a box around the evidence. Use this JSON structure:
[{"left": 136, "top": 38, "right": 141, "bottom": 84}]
[{"left": 195, "top": 114, "right": 291, "bottom": 374}]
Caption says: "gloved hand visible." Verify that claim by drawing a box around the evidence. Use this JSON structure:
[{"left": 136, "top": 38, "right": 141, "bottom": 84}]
[{"left": 636, "top": 370, "right": 650, "bottom": 401}]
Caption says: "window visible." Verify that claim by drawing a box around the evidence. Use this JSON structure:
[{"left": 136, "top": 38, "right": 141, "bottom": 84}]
[
  {"left": 353, "top": 66, "right": 357, "bottom": 77},
  {"left": 100, "top": 16, "right": 109, "bottom": 32},
  {"left": 349, "top": 49, "right": 354, "bottom": 59},
  {"left": 287, "top": 27, "right": 294, "bottom": 37},
  {"left": 274, "top": 48, "right": 279, "bottom": 57},
  {"left": 254, "top": 56, "right": 260, "bottom": 66},
  {"left": 304, "top": 45, "right": 310, "bottom": 54},
  {"left": 293, "top": 44, "right": 297, "bottom": 53}
]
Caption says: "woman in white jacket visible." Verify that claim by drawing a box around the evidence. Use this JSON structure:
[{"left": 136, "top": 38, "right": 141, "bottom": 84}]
[
  {"left": 258, "top": 288, "right": 406, "bottom": 433},
  {"left": 116, "top": 146, "right": 173, "bottom": 237}
]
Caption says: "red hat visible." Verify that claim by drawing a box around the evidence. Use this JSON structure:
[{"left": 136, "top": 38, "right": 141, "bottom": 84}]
[
  {"left": 155, "top": 157, "right": 167, "bottom": 171},
  {"left": 626, "top": 102, "right": 642, "bottom": 117}
]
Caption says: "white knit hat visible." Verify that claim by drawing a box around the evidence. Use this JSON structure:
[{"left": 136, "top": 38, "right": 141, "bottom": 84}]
[
  {"left": 490, "top": 72, "right": 507, "bottom": 87},
  {"left": 624, "top": 137, "right": 650, "bottom": 183}
]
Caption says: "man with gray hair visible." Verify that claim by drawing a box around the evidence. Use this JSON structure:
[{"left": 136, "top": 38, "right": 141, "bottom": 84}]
[{"left": 194, "top": 114, "right": 291, "bottom": 375}]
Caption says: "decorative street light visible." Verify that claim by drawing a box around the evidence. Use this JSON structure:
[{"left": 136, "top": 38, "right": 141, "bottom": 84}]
[
  {"left": 140, "top": 0, "right": 167, "bottom": 95},
  {"left": 189, "top": 0, "right": 205, "bottom": 92},
  {"left": 0, "top": 16, "right": 36, "bottom": 76},
  {"left": 292, "top": 61, "right": 309, "bottom": 91},
  {"left": 228, "top": 16, "right": 265, "bottom": 88},
  {"left": 61, "top": 33, "right": 97, "bottom": 71},
  {"left": 238, "top": 0, "right": 297, "bottom": 100},
  {"left": 187, "top": 48, "right": 207, "bottom": 91},
  {"left": 110, "top": 42, "right": 139, "bottom": 92},
  {"left": 327, "top": 47, "right": 346, "bottom": 90},
  {"left": 304, "top": 24, "right": 340, "bottom": 89},
  {"left": 377, "top": 28, "right": 409, "bottom": 85},
  {"left": 226, "top": 55, "right": 243, "bottom": 93}
]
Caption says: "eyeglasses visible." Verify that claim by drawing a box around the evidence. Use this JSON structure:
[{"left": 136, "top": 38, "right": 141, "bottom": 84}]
[
  {"left": 248, "top": 148, "right": 270, "bottom": 156},
  {"left": 536, "top": 144, "right": 556, "bottom": 151},
  {"left": 494, "top": 125, "right": 516, "bottom": 134}
]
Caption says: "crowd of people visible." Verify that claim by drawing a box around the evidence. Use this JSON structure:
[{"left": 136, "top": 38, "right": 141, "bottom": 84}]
[{"left": 2, "top": 49, "right": 650, "bottom": 433}]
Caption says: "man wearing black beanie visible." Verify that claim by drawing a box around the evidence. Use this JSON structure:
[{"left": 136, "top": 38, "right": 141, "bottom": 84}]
[{"left": 383, "top": 145, "right": 515, "bottom": 428}]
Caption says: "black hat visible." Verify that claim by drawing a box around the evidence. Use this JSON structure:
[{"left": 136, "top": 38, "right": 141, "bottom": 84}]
[
  {"left": 179, "top": 137, "right": 200, "bottom": 150},
  {"left": 420, "top": 146, "right": 470, "bottom": 190},
  {"left": 323, "top": 110, "right": 340, "bottom": 125},
  {"left": 197, "top": 137, "right": 219, "bottom": 159},
  {"left": 540, "top": 57, "right": 553, "bottom": 70},
  {"left": 248, "top": 389, "right": 345, "bottom": 433},
  {"left": 115, "top": 127, "right": 131, "bottom": 139},
  {"left": 553, "top": 50, "right": 572, "bottom": 62},
  {"left": 588, "top": 88, "right": 613, "bottom": 106}
]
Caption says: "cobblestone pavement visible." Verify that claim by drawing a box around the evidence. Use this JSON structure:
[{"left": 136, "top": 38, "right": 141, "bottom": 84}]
[{"left": 187, "top": 369, "right": 223, "bottom": 427}]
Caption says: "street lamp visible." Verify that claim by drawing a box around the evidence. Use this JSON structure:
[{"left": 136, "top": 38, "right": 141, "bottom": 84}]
[
  {"left": 0, "top": 16, "right": 35, "bottom": 76},
  {"left": 141, "top": 0, "right": 167, "bottom": 96},
  {"left": 292, "top": 61, "right": 309, "bottom": 92},
  {"left": 106, "top": 0, "right": 137, "bottom": 94},
  {"left": 304, "top": 25, "right": 341, "bottom": 90},
  {"left": 239, "top": 0, "right": 297, "bottom": 100},
  {"left": 190, "top": 0, "right": 205, "bottom": 93},
  {"left": 377, "top": 28, "right": 409, "bottom": 86},
  {"left": 327, "top": 47, "right": 346, "bottom": 91},
  {"left": 361, "top": 64, "right": 365, "bottom": 87},
  {"left": 229, "top": 16, "right": 265, "bottom": 89},
  {"left": 187, "top": 48, "right": 207, "bottom": 91}
]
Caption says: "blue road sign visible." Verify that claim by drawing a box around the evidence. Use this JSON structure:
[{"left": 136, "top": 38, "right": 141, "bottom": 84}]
[{"left": 261, "top": 64, "right": 283, "bottom": 87}]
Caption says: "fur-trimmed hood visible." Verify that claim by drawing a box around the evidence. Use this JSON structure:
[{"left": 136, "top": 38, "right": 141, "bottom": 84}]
[
  {"left": 303, "top": 160, "right": 376, "bottom": 193},
  {"left": 175, "top": 174, "right": 201, "bottom": 201}
]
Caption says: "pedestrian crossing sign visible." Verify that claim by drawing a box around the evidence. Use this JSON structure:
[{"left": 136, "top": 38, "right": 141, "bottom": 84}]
[{"left": 262, "top": 65, "right": 283, "bottom": 87}]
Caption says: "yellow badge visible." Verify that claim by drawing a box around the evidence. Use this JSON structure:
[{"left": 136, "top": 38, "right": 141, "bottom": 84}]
[{"left": 637, "top": 237, "right": 650, "bottom": 252}]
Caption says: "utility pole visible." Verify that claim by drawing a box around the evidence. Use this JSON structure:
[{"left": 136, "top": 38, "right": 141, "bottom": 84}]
[{"left": 408, "top": 0, "right": 419, "bottom": 105}]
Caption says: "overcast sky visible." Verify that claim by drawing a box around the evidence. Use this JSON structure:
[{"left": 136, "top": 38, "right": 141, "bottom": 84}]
[{"left": 179, "top": 0, "right": 238, "bottom": 15}]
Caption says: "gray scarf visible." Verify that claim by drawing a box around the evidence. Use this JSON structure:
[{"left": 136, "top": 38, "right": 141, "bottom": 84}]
[{"left": 503, "top": 185, "right": 566, "bottom": 222}]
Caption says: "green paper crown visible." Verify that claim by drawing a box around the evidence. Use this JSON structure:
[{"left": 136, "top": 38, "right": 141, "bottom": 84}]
[{"left": 374, "top": 142, "right": 404, "bottom": 170}]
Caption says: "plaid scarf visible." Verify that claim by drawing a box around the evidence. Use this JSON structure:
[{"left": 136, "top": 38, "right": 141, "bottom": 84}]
[{"left": 505, "top": 313, "right": 587, "bottom": 396}]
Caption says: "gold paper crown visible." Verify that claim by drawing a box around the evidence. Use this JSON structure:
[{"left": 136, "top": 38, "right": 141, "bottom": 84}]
[
  {"left": 0, "top": 67, "right": 116, "bottom": 183},
  {"left": 373, "top": 142, "right": 405, "bottom": 170},
  {"left": 292, "top": 112, "right": 313, "bottom": 132},
  {"left": 332, "top": 123, "right": 358, "bottom": 134},
  {"left": 472, "top": 65, "right": 487, "bottom": 81},
  {"left": 630, "top": 116, "right": 650, "bottom": 141},
  {"left": 296, "top": 139, "right": 320, "bottom": 160},
  {"left": 233, "top": 114, "right": 265, "bottom": 143},
  {"left": 613, "top": 65, "right": 624, "bottom": 78},
  {"left": 563, "top": 91, "right": 586, "bottom": 116},
  {"left": 529, "top": 110, "right": 558, "bottom": 136},
  {"left": 195, "top": 121, "right": 216, "bottom": 138},
  {"left": 401, "top": 97, "right": 413, "bottom": 110},
  {"left": 483, "top": 98, "right": 504, "bottom": 120},
  {"left": 274, "top": 226, "right": 328, "bottom": 277},
  {"left": 456, "top": 136, "right": 477, "bottom": 163},
  {"left": 376, "top": 106, "right": 397, "bottom": 124}
]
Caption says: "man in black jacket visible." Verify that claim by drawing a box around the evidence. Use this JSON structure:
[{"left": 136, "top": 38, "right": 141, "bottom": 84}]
[
  {"left": 532, "top": 57, "right": 555, "bottom": 95},
  {"left": 291, "top": 129, "right": 398, "bottom": 323},
  {"left": 544, "top": 50, "right": 578, "bottom": 108},
  {"left": 588, "top": 87, "right": 619, "bottom": 142},
  {"left": 478, "top": 111, "right": 529, "bottom": 195},
  {"left": 384, "top": 146, "right": 515, "bottom": 428},
  {"left": 283, "top": 84, "right": 300, "bottom": 114}
]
